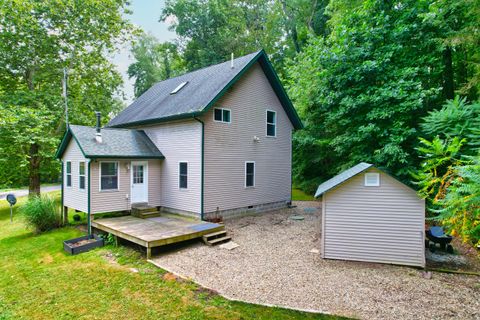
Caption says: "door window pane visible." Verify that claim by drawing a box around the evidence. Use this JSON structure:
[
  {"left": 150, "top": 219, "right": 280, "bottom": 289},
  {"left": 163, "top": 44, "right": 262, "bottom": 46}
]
[{"left": 133, "top": 165, "right": 144, "bottom": 184}]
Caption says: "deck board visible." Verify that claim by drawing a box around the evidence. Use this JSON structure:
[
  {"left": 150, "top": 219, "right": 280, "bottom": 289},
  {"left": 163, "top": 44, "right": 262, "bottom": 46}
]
[{"left": 91, "top": 215, "right": 224, "bottom": 249}]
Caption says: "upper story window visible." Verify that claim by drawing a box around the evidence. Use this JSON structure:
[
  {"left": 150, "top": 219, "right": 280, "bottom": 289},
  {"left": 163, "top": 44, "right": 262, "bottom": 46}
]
[
  {"left": 266, "top": 110, "right": 276, "bottom": 137},
  {"left": 364, "top": 172, "right": 380, "bottom": 187},
  {"left": 214, "top": 108, "right": 231, "bottom": 123},
  {"left": 100, "top": 162, "right": 118, "bottom": 191},
  {"left": 66, "top": 161, "right": 72, "bottom": 187},
  {"left": 179, "top": 162, "right": 188, "bottom": 189},
  {"left": 245, "top": 161, "right": 255, "bottom": 188},
  {"left": 79, "top": 162, "right": 86, "bottom": 190}
]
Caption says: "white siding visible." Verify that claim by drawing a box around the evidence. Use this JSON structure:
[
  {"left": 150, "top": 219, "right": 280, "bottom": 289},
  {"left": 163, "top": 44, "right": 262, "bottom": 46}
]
[
  {"left": 143, "top": 120, "right": 202, "bottom": 215},
  {"left": 202, "top": 62, "right": 293, "bottom": 213},
  {"left": 90, "top": 160, "right": 131, "bottom": 214},
  {"left": 90, "top": 159, "right": 162, "bottom": 214},
  {"left": 62, "top": 140, "right": 88, "bottom": 213},
  {"left": 323, "top": 168, "right": 425, "bottom": 267},
  {"left": 148, "top": 160, "right": 162, "bottom": 207}
]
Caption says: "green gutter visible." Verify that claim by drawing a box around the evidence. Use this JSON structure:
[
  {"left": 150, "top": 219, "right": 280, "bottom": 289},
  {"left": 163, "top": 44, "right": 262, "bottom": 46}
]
[
  {"left": 193, "top": 116, "right": 205, "bottom": 220},
  {"left": 87, "top": 161, "right": 91, "bottom": 236}
]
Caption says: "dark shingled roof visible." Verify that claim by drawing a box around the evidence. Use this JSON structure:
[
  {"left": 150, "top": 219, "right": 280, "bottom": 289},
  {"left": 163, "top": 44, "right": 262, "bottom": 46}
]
[
  {"left": 55, "top": 125, "right": 164, "bottom": 159},
  {"left": 108, "top": 50, "right": 303, "bottom": 129}
]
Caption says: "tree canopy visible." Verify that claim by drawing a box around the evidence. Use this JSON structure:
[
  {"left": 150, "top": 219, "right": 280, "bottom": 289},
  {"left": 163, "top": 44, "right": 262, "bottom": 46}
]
[{"left": 0, "top": 0, "right": 132, "bottom": 193}]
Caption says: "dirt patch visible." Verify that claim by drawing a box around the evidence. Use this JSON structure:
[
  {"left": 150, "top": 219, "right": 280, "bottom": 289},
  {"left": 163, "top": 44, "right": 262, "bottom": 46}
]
[
  {"left": 194, "top": 286, "right": 219, "bottom": 300},
  {"left": 152, "top": 201, "right": 480, "bottom": 320},
  {"left": 426, "top": 238, "right": 480, "bottom": 273}
]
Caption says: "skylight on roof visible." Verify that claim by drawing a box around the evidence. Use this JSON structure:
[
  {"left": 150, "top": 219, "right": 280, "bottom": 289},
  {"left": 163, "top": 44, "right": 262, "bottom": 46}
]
[{"left": 170, "top": 81, "right": 188, "bottom": 94}]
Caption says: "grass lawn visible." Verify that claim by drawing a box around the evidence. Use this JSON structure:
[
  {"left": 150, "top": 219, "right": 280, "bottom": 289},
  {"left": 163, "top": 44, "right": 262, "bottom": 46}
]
[
  {"left": 0, "top": 193, "right": 342, "bottom": 320},
  {"left": 292, "top": 188, "right": 316, "bottom": 201}
]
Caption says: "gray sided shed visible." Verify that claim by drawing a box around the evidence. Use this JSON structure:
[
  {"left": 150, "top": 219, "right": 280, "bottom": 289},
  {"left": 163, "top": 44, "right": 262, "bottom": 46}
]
[{"left": 315, "top": 163, "right": 425, "bottom": 268}]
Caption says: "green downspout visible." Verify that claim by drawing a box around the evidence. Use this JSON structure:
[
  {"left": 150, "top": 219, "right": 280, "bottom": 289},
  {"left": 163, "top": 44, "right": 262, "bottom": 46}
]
[
  {"left": 194, "top": 116, "right": 205, "bottom": 220},
  {"left": 61, "top": 161, "right": 64, "bottom": 223},
  {"left": 87, "top": 161, "right": 91, "bottom": 236}
]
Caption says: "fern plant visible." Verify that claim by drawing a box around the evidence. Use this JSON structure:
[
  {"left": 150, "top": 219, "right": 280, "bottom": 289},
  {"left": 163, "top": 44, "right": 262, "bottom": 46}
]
[{"left": 439, "top": 156, "right": 480, "bottom": 245}]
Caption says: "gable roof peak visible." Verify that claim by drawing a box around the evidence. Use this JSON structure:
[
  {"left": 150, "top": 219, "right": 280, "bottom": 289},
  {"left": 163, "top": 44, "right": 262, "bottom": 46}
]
[{"left": 108, "top": 50, "right": 302, "bottom": 130}]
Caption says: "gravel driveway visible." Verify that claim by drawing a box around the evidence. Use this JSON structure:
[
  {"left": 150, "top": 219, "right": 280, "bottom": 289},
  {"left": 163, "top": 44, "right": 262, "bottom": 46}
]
[{"left": 151, "top": 201, "right": 480, "bottom": 320}]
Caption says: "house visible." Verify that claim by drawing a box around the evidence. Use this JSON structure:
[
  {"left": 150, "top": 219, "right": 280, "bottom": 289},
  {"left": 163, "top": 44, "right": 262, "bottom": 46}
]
[
  {"left": 56, "top": 50, "right": 303, "bottom": 224},
  {"left": 314, "top": 163, "right": 425, "bottom": 267}
]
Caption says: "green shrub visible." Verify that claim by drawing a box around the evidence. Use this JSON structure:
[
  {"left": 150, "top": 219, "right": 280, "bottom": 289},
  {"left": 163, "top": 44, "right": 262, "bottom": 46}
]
[
  {"left": 73, "top": 214, "right": 81, "bottom": 222},
  {"left": 21, "top": 195, "right": 62, "bottom": 233}
]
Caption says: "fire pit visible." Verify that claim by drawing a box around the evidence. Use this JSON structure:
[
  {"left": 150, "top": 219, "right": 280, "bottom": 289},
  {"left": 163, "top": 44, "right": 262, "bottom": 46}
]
[{"left": 64, "top": 234, "right": 104, "bottom": 255}]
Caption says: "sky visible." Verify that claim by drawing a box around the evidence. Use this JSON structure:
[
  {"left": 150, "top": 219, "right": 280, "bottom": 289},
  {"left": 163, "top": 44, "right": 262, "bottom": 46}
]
[{"left": 112, "top": 0, "right": 176, "bottom": 105}]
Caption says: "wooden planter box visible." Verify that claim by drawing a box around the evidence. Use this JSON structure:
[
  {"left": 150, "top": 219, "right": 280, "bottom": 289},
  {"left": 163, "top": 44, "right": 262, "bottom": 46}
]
[{"left": 63, "top": 235, "right": 104, "bottom": 255}]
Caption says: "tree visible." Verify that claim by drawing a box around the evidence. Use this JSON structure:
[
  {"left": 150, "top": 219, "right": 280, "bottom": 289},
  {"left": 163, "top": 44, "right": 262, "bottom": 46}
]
[
  {"left": 160, "top": 0, "right": 329, "bottom": 75},
  {"left": 414, "top": 97, "right": 480, "bottom": 245},
  {"left": 128, "top": 34, "right": 185, "bottom": 98},
  {"left": 287, "top": 0, "right": 445, "bottom": 192},
  {"left": 0, "top": 0, "right": 132, "bottom": 194}
]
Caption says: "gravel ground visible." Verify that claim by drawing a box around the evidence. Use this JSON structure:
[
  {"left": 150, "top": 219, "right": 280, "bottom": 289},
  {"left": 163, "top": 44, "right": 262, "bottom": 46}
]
[{"left": 151, "top": 201, "right": 480, "bottom": 320}]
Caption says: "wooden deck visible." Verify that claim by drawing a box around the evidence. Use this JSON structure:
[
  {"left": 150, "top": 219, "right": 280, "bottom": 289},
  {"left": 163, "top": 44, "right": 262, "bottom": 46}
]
[{"left": 91, "top": 215, "right": 224, "bottom": 258}]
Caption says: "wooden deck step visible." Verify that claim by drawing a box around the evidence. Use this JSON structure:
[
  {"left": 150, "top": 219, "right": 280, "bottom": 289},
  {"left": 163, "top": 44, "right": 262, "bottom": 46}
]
[
  {"left": 132, "top": 205, "right": 159, "bottom": 218},
  {"left": 202, "top": 230, "right": 231, "bottom": 246},
  {"left": 138, "top": 211, "right": 161, "bottom": 219},
  {"left": 206, "top": 236, "right": 232, "bottom": 246}
]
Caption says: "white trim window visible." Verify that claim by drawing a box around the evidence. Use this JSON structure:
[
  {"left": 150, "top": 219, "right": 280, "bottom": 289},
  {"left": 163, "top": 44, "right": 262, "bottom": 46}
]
[
  {"left": 266, "top": 110, "right": 276, "bottom": 137},
  {"left": 179, "top": 162, "right": 188, "bottom": 189},
  {"left": 66, "top": 161, "right": 72, "bottom": 187},
  {"left": 79, "top": 162, "right": 86, "bottom": 190},
  {"left": 213, "top": 108, "right": 231, "bottom": 123},
  {"left": 364, "top": 172, "right": 380, "bottom": 187},
  {"left": 245, "top": 161, "right": 255, "bottom": 187},
  {"left": 100, "top": 162, "right": 119, "bottom": 191}
]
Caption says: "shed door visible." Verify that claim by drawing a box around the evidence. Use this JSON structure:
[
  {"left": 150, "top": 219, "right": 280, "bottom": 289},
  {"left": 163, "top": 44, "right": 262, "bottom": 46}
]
[{"left": 131, "top": 161, "right": 148, "bottom": 203}]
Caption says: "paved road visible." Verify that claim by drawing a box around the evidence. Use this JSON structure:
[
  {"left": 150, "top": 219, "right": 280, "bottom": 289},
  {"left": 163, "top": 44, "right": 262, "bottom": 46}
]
[{"left": 0, "top": 185, "right": 61, "bottom": 200}]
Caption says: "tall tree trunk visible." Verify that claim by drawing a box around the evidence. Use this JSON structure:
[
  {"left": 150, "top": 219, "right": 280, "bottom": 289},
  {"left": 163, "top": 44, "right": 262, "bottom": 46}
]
[
  {"left": 28, "top": 143, "right": 41, "bottom": 197},
  {"left": 443, "top": 46, "right": 455, "bottom": 100},
  {"left": 280, "top": 0, "right": 301, "bottom": 53},
  {"left": 25, "top": 67, "right": 41, "bottom": 197}
]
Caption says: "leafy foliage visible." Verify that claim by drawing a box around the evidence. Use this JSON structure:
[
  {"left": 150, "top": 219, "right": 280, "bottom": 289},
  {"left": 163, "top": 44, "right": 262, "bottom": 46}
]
[
  {"left": 0, "top": 0, "right": 132, "bottom": 191},
  {"left": 287, "top": 0, "right": 444, "bottom": 192},
  {"left": 439, "top": 157, "right": 480, "bottom": 245},
  {"left": 414, "top": 98, "right": 480, "bottom": 245},
  {"left": 128, "top": 33, "right": 185, "bottom": 97},
  {"left": 21, "top": 195, "right": 62, "bottom": 233}
]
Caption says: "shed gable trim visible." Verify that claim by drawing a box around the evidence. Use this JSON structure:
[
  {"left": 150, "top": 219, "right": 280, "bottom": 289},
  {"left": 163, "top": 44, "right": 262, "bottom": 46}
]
[{"left": 315, "top": 162, "right": 417, "bottom": 197}]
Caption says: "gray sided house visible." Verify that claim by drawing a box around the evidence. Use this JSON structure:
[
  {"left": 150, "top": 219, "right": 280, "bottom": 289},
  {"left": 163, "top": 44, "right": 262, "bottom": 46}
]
[
  {"left": 56, "top": 50, "right": 303, "bottom": 221},
  {"left": 315, "top": 163, "right": 425, "bottom": 268}
]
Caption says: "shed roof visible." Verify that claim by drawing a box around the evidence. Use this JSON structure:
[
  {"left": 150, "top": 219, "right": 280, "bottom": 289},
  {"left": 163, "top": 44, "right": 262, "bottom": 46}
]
[
  {"left": 55, "top": 125, "right": 164, "bottom": 159},
  {"left": 314, "top": 163, "right": 374, "bottom": 197},
  {"left": 107, "top": 50, "right": 303, "bottom": 130}
]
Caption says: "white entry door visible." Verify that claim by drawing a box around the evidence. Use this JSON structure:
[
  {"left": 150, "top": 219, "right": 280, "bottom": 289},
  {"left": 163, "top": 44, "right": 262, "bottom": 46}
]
[{"left": 131, "top": 161, "right": 148, "bottom": 203}]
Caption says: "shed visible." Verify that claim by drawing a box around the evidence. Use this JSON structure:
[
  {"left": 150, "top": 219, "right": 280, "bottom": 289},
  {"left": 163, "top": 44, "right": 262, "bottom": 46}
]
[{"left": 315, "top": 163, "right": 425, "bottom": 267}]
